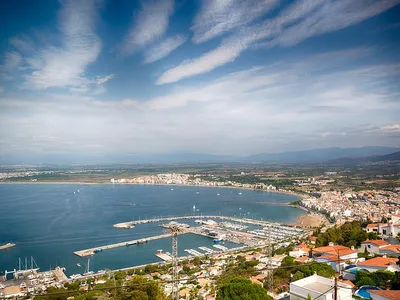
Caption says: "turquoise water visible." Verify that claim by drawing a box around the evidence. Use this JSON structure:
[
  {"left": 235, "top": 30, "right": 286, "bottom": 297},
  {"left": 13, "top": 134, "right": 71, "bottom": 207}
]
[
  {"left": 0, "top": 184, "right": 303, "bottom": 275},
  {"left": 355, "top": 286, "right": 381, "bottom": 299}
]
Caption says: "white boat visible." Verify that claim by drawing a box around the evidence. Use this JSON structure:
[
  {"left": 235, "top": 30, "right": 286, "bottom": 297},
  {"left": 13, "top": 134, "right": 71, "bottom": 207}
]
[
  {"left": 238, "top": 192, "right": 242, "bottom": 195},
  {"left": 196, "top": 192, "right": 200, "bottom": 195},
  {"left": 76, "top": 263, "right": 81, "bottom": 267}
]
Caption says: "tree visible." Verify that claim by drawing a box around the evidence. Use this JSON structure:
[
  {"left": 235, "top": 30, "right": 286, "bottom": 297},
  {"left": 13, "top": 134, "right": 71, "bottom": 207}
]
[
  {"left": 216, "top": 276, "right": 272, "bottom": 300},
  {"left": 292, "top": 271, "right": 304, "bottom": 282}
]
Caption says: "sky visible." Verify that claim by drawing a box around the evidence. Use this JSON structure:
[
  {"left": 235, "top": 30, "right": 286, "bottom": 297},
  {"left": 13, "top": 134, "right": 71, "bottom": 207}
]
[{"left": 0, "top": 0, "right": 400, "bottom": 163}]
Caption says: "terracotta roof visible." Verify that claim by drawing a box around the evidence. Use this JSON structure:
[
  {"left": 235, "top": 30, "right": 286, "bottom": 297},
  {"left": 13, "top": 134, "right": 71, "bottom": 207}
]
[
  {"left": 380, "top": 245, "right": 400, "bottom": 254},
  {"left": 313, "top": 245, "right": 357, "bottom": 256},
  {"left": 362, "top": 239, "right": 390, "bottom": 246},
  {"left": 318, "top": 255, "right": 344, "bottom": 263},
  {"left": 295, "top": 256, "right": 311, "bottom": 263},
  {"left": 391, "top": 214, "right": 400, "bottom": 218},
  {"left": 366, "top": 223, "right": 378, "bottom": 228},
  {"left": 338, "top": 279, "right": 356, "bottom": 289},
  {"left": 358, "top": 257, "right": 398, "bottom": 267},
  {"left": 250, "top": 277, "right": 263, "bottom": 286},
  {"left": 369, "top": 290, "right": 400, "bottom": 300}
]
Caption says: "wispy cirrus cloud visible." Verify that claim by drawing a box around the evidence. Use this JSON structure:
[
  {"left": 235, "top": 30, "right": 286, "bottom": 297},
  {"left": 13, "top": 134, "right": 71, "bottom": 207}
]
[
  {"left": 1, "top": 51, "right": 22, "bottom": 71},
  {"left": 144, "top": 34, "right": 186, "bottom": 63},
  {"left": 191, "top": 0, "right": 278, "bottom": 43},
  {"left": 120, "top": 0, "right": 174, "bottom": 55},
  {"left": 158, "top": 0, "right": 400, "bottom": 85},
  {"left": 23, "top": 0, "right": 112, "bottom": 92}
]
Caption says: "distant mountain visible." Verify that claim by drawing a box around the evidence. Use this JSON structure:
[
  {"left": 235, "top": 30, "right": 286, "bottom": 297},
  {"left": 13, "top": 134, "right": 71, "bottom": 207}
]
[
  {"left": 1, "top": 146, "right": 399, "bottom": 165},
  {"left": 327, "top": 150, "right": 400, "bottom": 165},
  {"left": 244, "top": 146, "right": 400, "bottom": 163}
]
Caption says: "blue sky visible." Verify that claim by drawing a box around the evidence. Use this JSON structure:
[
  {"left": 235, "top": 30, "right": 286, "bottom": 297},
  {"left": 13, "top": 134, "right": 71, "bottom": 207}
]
[{"left": 0, "top": 0, "right": 399, "bottom": 161}]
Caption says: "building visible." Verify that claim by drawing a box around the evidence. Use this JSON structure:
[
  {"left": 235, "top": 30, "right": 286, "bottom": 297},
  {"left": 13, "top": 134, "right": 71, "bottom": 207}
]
[
  {"left": 369, "top": 290, "right": 400, "bottom": 300},
  {"left": 313, "top": 244, "right": 358, "bottom": 272},
  {"left": 290, "top": 274, "right": 352, "bottom": 300},
  {"left": 366, "top": 223, "right": 379, "bottom": 233},
  {"left": 379, "top": 244, "right": 400, "bottom": 257},
  {"left": 356, "top": 257, "right": 400, "bottom": 273},
  {"left": 360, "top": 240, "right": 390, "bottom": 254}
]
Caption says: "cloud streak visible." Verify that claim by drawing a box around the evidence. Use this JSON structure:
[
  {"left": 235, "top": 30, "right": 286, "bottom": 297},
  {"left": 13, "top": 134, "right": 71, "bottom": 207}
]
[
  {"left": 144, "top": 34, "right": 186, "bottom": 63},
  {"left": 120, "top": 0, "right": 174, "bottom": 55},
  {"left": 24, "top": 0, "right": 107, "bottom": 92},
  {"left": 191, "top": 0, "right": 278, "bottom": 43},
  {"left": 158, "top": 0, "right": 400, "bottom": 84}
]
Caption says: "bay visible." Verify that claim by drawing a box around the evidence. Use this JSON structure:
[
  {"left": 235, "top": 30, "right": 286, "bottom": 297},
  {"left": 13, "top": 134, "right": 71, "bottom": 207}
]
[{"left": 0, "top": 184, "right": 304, "bottom": 275}]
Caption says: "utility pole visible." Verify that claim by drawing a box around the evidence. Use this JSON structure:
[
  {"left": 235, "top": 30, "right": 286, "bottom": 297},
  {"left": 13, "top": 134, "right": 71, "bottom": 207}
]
[{"left": 166, "top": 224, "right": 184, "bottom": 300}]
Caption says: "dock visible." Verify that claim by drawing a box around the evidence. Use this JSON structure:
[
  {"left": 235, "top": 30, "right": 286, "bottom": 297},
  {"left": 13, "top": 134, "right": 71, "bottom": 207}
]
[
  {"left": 113, "top": 215, "right": 275, "bottom": 228},
  {"left": 73, "top": 233, "right": 183, "bottom": 257},
  {"left": 155, "top": 252, "right": 172, "bottom": 261}
]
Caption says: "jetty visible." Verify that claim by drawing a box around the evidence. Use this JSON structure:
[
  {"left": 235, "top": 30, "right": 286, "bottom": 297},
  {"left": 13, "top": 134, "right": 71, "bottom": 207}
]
[
  {"left": 73, "top": 233, "right": 182, "bottom": 257},
  {"left": 113, "top": 215, "right": 276, "bottom": 228}
]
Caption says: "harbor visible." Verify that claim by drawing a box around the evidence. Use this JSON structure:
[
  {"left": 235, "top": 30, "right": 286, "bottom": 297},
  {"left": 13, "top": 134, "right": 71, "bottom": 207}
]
[{"left": 75, "top": 216, "right": 305, "bottom": 258}]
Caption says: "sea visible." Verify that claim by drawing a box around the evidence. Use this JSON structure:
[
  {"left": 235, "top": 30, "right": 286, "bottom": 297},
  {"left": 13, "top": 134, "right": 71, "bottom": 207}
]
[{"left": 0, "top": 184, "right": 304, "bottom": 276}]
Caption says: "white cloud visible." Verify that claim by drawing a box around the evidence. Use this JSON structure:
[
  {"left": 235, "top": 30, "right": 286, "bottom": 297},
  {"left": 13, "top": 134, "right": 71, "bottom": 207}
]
[
  {"left": 1, "top": 57, "right": 399, "bottom": 157},
  {"left": 24, "top": 0, "right": 103, "bottom": 91},
  {"left": 191, "top": 0, "right": 278, "bottom": 43},
  {"left": 96, "top": 74, "right": 115, "bottom": 85},
  {"left": 144, "top": 35, "right": 186, "bottom": 63},
  {"left": 380, "top": 124, "right": 400, "bottom": 132},
  {"left": 9, "top": 37, "right": 34, "bottom": 53},
  {"left": 158, "top": 0, "right": 400, "bottom": 84},
  {"left": 120, "top": 0, "right": 174, "bottom": 55},
  {"left": 1, "top": 52, "right": 22, "bottom": 70}
]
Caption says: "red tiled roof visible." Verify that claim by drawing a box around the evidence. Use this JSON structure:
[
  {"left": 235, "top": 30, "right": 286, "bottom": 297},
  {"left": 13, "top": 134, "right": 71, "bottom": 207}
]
[
  {"left": 358, "top": 257, "right": 398, "bottom": 267},
  {"left": 295, "top": 256, "right": 311, "bottom": 263},
  {"left": 380, "top": 245, "right": 400, "bottom": 254},
  {"left": 362, "top": 239, "right": 390, "bottom": 246},
  {"left": 313, "top": 245, "right": 357, "bottom": 256},
  {"left": 366, "top": 224, "right": 378, "bottom": 228},
  {"left": 369, "top": 290, "right": 400, "bottom": 300},
  {"left": 338, "top": 279, "right": 356, "bottom": 289}
]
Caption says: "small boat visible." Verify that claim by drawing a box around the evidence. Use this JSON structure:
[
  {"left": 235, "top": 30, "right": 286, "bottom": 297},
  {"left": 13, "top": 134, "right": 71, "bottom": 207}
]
[
  {"left": 77, "top": 263, "right": 81, "bottom": 267},
  {"left": 217, "top": 193, "right": 220, "bottom": 196},
  {"left": 171, "top": 188, "right": 174, "bottom": 191},
  {"left": 126, "top": 241, "right": 137, "bottom": 246},
  {"left": 238, "top": 192, "right": 242, "bottom": 195},
  {"left": 93, "top": 249, "right": 103, "bottom": 253},
  {"left": 196, "top": 192, "right": 200, "bottom": 195}
]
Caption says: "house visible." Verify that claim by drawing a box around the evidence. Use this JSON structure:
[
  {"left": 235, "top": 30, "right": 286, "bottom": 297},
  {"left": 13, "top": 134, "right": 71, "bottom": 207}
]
[
  {"left": 369, "top": 290, "right": 400, "bottom": 300},
  {"left": 379, "top": 244, "right": 400, "bottom": 257},
  {"left": 289, "top": 244, "right": 310, "bottom": 258},
  {"left": 295, "top": 256, "right": 312, "bottom": 264},
  {"left": 357, "top": 256, "right": 400, "bottom": 272},
  {"left": 359, "top": 240, "right": 390, "bottom": 254},
  {"left": 178, "top": 288, "right": 191, "bottom": 299},
  {"left": 310, "top": 236, "right": 317, "bottom": 245},
  {"left": 313, "top": 244, "right": 358, "bottom": 272},
  {"left": 366, "top": 223, "right": 379, "bottom": 233},
  {"left": 290, "top": 274, "right": 352, "bottom": 300}
]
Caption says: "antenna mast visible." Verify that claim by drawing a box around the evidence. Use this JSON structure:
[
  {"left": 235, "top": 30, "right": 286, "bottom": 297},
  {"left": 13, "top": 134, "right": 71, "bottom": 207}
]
[{"left": 166, "top": 224, "right": 184, "bottom": 300}]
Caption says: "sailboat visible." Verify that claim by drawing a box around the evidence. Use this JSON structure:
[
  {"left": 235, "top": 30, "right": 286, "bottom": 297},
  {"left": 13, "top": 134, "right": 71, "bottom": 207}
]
[{"left": 83, "top": 257, "right": 94, "bottom": 276}]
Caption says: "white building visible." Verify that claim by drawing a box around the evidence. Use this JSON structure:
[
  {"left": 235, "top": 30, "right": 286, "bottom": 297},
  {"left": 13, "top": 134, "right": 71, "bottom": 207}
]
[
  {"left": 359, "top": 240, "right": 390, "bottom": 255},
  {"left": 290, "top": 274, "right": 352, "bottom": 300},
  {"left": 356, "top": 256, "right": 400, "bottom": 273}
]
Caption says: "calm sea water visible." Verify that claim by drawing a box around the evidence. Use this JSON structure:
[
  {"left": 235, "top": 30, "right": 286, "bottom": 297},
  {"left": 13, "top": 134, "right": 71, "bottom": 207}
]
[{"left": 0, "top": 184, "right": 303, "bottom": 275}]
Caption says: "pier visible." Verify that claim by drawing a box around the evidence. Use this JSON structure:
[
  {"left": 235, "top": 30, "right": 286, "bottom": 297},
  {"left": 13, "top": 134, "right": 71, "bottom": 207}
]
[
  {"left": 113, "top": 215, "right": 276, "bottom": 228},
  {"left": 73, "top": 233, "right": 184, "bottom": 257}
]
